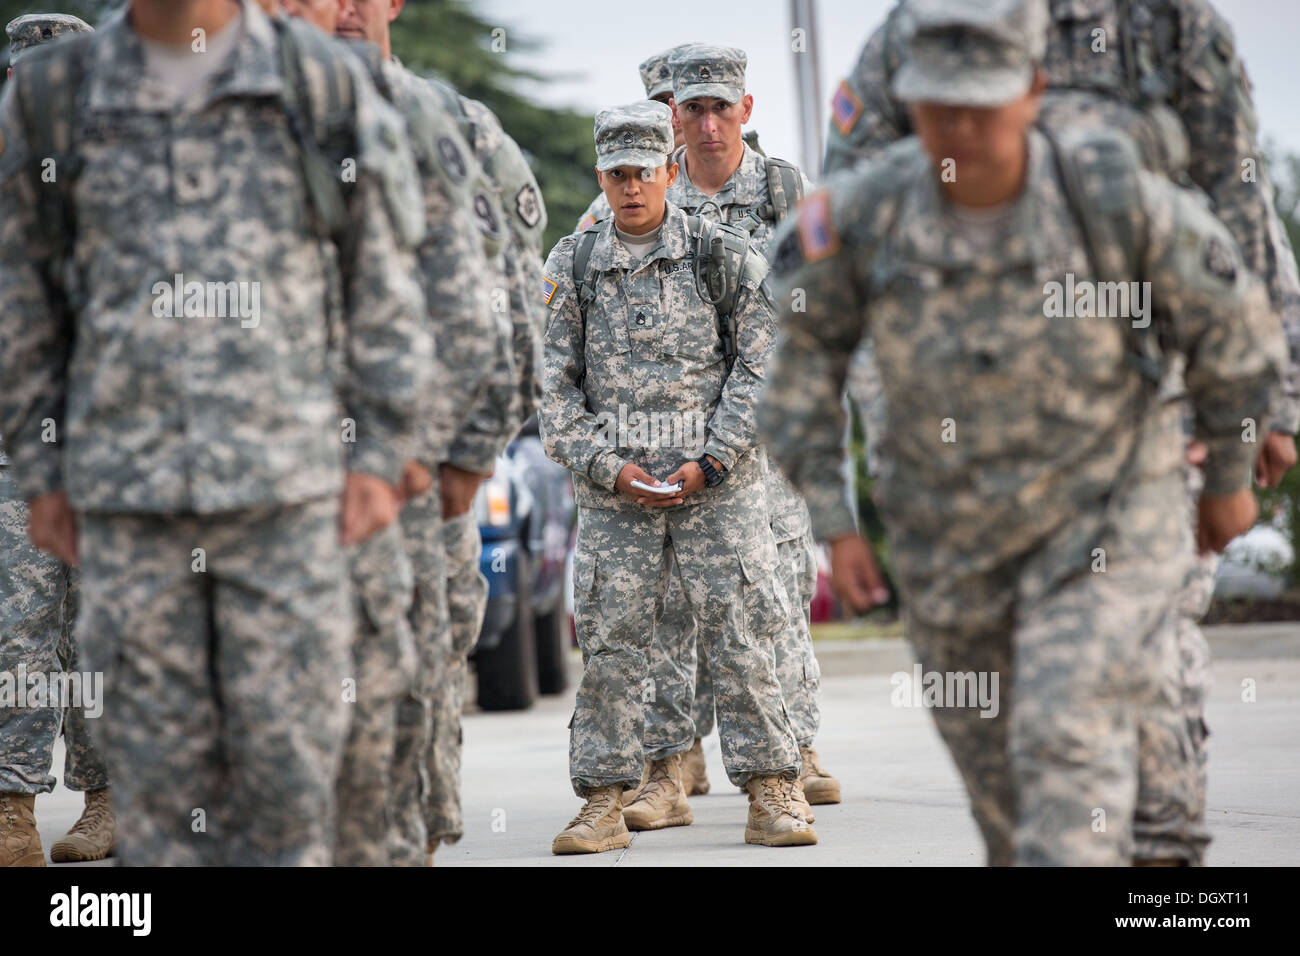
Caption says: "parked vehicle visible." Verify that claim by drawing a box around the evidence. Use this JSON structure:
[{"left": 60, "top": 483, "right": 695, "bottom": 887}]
[{"left": 470, "top": 419, "right": 575, "bottom": 711}]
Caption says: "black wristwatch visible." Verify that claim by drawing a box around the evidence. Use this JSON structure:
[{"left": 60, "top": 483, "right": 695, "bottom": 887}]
[{"left": 697, "top": 455, "right": 725, "bottom": 487}]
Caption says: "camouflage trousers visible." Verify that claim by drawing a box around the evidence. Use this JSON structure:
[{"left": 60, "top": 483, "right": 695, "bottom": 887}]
[
  {"left": 569, "top": 487, "right": 799, "bottom": 795},
  {"left": 0, "top": 469, "right": 108, "bottom": 796},
  {"left": 77, "top": 496, "right": 352, "bottom": 866},
  {"left": 904, "top": 469, "right": 1189, "bottom": 866},
  {"left": 387, "top": 488, "right": 448, "bottom": 865},
  {"left": 425, "top": 510, "right": 488, "bottom": 845},
  {"left": 1133, "top": 458, "right": 1216, "bottom": 865},
  {"left": 647, "top": 526, "right": 823, "bottom": 756},
  {"left": 335, "top": 522, "right": 417, "bottom": 866}
]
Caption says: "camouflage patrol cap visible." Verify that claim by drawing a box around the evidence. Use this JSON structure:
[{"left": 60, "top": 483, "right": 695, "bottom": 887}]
[
  {"left": 593, "top": 100, "right": 674, "bottom": 172},
  {"left": 669, "top": 43, "right": 747, "bottom": 105},
  {"left": 892, "top": 0, "right": 1048, "bottom": 107},
  {"left": 6, "top": 13, "right": 92, "bottom": 68},
  {"left": 639, "top": 48, "right": 679, "bottom": 101}
]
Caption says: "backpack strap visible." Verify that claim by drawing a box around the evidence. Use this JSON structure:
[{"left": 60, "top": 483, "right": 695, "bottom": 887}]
[
  {"left": 685, "top": 213, "right": 756, "bottom": 373},
  {"left": 273, "top": 16, "right": 351, "bottom": 241},
  {"left": 13, "top": 34, "right": 94, "bottom": 311},
  {"left": 764, "top": 156, "right": 805, "bottom": 224},
  {"left": 1040, "top": 125, "right": 1161, "bottom": 386}
]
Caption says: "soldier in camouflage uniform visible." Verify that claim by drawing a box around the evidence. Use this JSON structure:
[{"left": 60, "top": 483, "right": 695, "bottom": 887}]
[
  {"left": 323, "top": 0, "right": 503, "bottom": 867},
  {"left": 419, "top": 77, "right": 548, "bottom": 863},
  {"left": 0, "top": 0, "right": 433, "bottom": 866},
  {"left": 613, "top": 44, "right": 840, "bottom": 821},
  {"left": 823, "top": 0, "right": 1300, "bottom": 865},
  {"left": 759, "top": 0, "right": 1284, "bottom": 865},
  {"left": 0, "top": 12, "right": 114, "bottom": 870},
  {"left": 542, "top": 101, "right": 814, "bottom": 852}
]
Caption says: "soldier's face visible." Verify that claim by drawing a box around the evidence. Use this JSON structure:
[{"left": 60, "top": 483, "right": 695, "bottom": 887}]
[
  {"left": 284, "top": 0, "right": 342, "bottom": 33},
  {"left": 337, "top": 0, "right": 402, "bottom": 50},
  {"left": 909, "top": 71, "right": 1045, "bottom": 200},
  {"left": 597, "top": 162, "right": 679, "bottom": 235},
  {"left": 674, "top": 94, "right": 753, "bottom": 158}
]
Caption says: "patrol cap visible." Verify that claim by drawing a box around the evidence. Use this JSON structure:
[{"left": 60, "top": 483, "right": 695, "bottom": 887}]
[
  {"left": 6, "top": 13, "right": 92, "bottom": 68},
  {"left": 639, "top": 48, "right": 678, "bottom": 101},
  {"left": 891, "top": 0, "right": 1048, "bottom": 107},
  {"left": 594, "top": 100, "right": 674, "bottom": 172},
  {"left": 669, "top": 43, "right": 747, "bottom": 105}
]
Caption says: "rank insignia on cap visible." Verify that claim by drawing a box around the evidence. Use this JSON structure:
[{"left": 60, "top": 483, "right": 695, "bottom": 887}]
[
  {"left": 542, "top": 276, "right": 558, "bottom": 305},
  {"left": 797, "top": 191, "right": 840, "bottom": 263},
  {"left": 831, "top": 80, "right": 863, "bottom": 136}
]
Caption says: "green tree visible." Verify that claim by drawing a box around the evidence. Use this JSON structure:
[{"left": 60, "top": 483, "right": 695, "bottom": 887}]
[{"left": 390, "top": 0, "right": 594, "bottom": 252}]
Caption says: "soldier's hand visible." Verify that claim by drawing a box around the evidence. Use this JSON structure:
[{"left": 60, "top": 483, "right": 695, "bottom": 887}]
[
  {"left": 400, "top": 461, "right": 434, "bottom": 501},
  {"left": 829, "top": 533, "right": 889, "bottom": 615},
  {"left": 340, "top": 472, "right": 403, "bottom": 545},
  {"left": 439, "top": 463, "right": 489, "bottom": 519},
  {"left": 1196, "top": 488, "right": 1258, "bottom": 555},
  {"left": 665, "top": 459, "right": 710, "bottom": 500},
  {"left": 1255, "top": 432, "right": 1297, "bottom": 488},
  {"left": 615, "top": 463, "right": 684, "bottom": 508},
  {"left": 27, "top": 490, "right": 79, "bottom": 567}
]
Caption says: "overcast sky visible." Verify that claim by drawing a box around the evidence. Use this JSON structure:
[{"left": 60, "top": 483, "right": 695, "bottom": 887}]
[{"left": 478, "top": 0, "right": 1300, "bottom": 176}]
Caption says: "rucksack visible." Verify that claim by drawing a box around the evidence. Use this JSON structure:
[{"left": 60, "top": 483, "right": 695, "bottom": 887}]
[
  {"left": 571, "top": 213, "right": 757, "bottom": 373},
  {"left": 723, "top": 156, "right": 805, "bottom": 235},
  {"left": 11, "top": 15, "right": 353, "bottom": 309}
]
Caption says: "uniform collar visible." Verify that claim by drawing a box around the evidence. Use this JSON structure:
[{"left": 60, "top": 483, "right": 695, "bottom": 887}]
[
  {"left": 85, "top": 0, "right": 282, "bottom": 114},
  {"left": 588, "top": 201, "right": 694, "bottom": 272},
  {"left": 890, "top": 129, "right": 1053, "bottom": 270},
  {"left": 670, "top": 141, "right": 768, "bottom": 210}
]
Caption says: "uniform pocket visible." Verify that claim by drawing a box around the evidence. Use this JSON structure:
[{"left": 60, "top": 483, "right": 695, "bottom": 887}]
[
  {"left": 573, "top": 548, "right": 597, "bottom": 593},
  {"left": 738, "top": 535, "right": 789, "bottom": 645}
]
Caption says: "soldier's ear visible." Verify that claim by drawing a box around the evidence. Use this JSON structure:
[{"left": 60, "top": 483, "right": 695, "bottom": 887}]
[
  {"left": 389, "top": 0, "right": 406, "bottom": 22},
  {"left": 666, "top": 162, "right": 679, "bottom": 188},
  {"left": 740, "top": 93, "right": 754, "bottom": 124}
]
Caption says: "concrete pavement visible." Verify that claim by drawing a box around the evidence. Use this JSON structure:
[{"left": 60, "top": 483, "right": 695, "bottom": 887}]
[{"left": 29, "top": 624, "right": 1300, "bottom": 865}]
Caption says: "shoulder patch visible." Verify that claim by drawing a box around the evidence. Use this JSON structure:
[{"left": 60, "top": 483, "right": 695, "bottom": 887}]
[
  {"left": 472, "top": 192, "right": 502, "bottom": 239},
  {"left": 831, "top": 80, "right": 864, "bottom": 137},
  {"left": 796, "top": 191, "right": 840, "bottom": 263},
  {"left": 542, "top": 276, "right": 559, "bottom": 306},
  {"left": 578, "top": 212, "right": 597, "bottom": 232},
  {"left": 436, "top": 134, "right": 468, "bottom": 182},
  {"left": 515, "top": 183, "right": 542, "bottom": 228}
]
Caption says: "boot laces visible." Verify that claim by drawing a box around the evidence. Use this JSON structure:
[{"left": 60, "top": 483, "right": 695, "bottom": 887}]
[
  {"left": 760, "top": 776, "right": 794, "bottom": 814},
  {"left": 568, "top": 792, "right": 614, "bottom": 829},
  {"left": 635, "top": 759, "right": 676, "bottom": 802}
]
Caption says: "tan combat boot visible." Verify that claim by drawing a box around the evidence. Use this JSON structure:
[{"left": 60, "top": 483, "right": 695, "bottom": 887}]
[
  {"left": 618, "top": 761, "right": 651, "bottom": 808},
  {"left": 621, "top": 754, "right": 694, "bottom": 831},
  {"left": 49, "top": 787, "right": 116, "bottom": 863},
  {"left": 744, "top": 775, "right": 818, "bottom": 847},
  {"left": 552, "top": 785, "right": 632, "bottom": 855},
  {"left": 799, "top": 746, "right": 841, "bottom": 805},
  {"left": 680, "top": 738, "right": 711, "bottom": 796},
  {"left": 791, "top": 776, "right": 816, "bottom": 824},
  {"left": 0, "top": 792, "right": 45, "bottom": 867}
]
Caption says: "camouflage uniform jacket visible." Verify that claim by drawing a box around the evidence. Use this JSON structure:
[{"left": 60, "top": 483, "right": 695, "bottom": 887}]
[
  {"left": 540, "top": 201, "right": 775, "bottom": 513},
  {"left": 0, "top": 2, "right": 431, "bottom": 510}
]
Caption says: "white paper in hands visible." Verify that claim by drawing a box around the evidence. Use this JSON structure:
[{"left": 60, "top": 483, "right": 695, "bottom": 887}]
[{"left": 630, "top": 479, "right": 683, "bottom": 495}]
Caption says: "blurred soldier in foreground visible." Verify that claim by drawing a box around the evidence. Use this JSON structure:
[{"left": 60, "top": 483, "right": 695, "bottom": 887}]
[
  {"left": 0, "top": 0, "right": 431, "bottom": 865},
  {"left": 0, "top": 11, "right": 113, "bottom": 870},
  {"left": 824, "top": 0, "right": 1300, "bottom": 866},
  {"left": 419, "top": 75, "right": 548, "bottom": 865},
  {"left": 760, "top": 0, "right": 1284, "bottom": 864},
  {"left": 325, "top": 0, "right": 500, "bottom": 866},
  {"left": 541, "top": 102, "right": 813, "bottom": 852}
]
